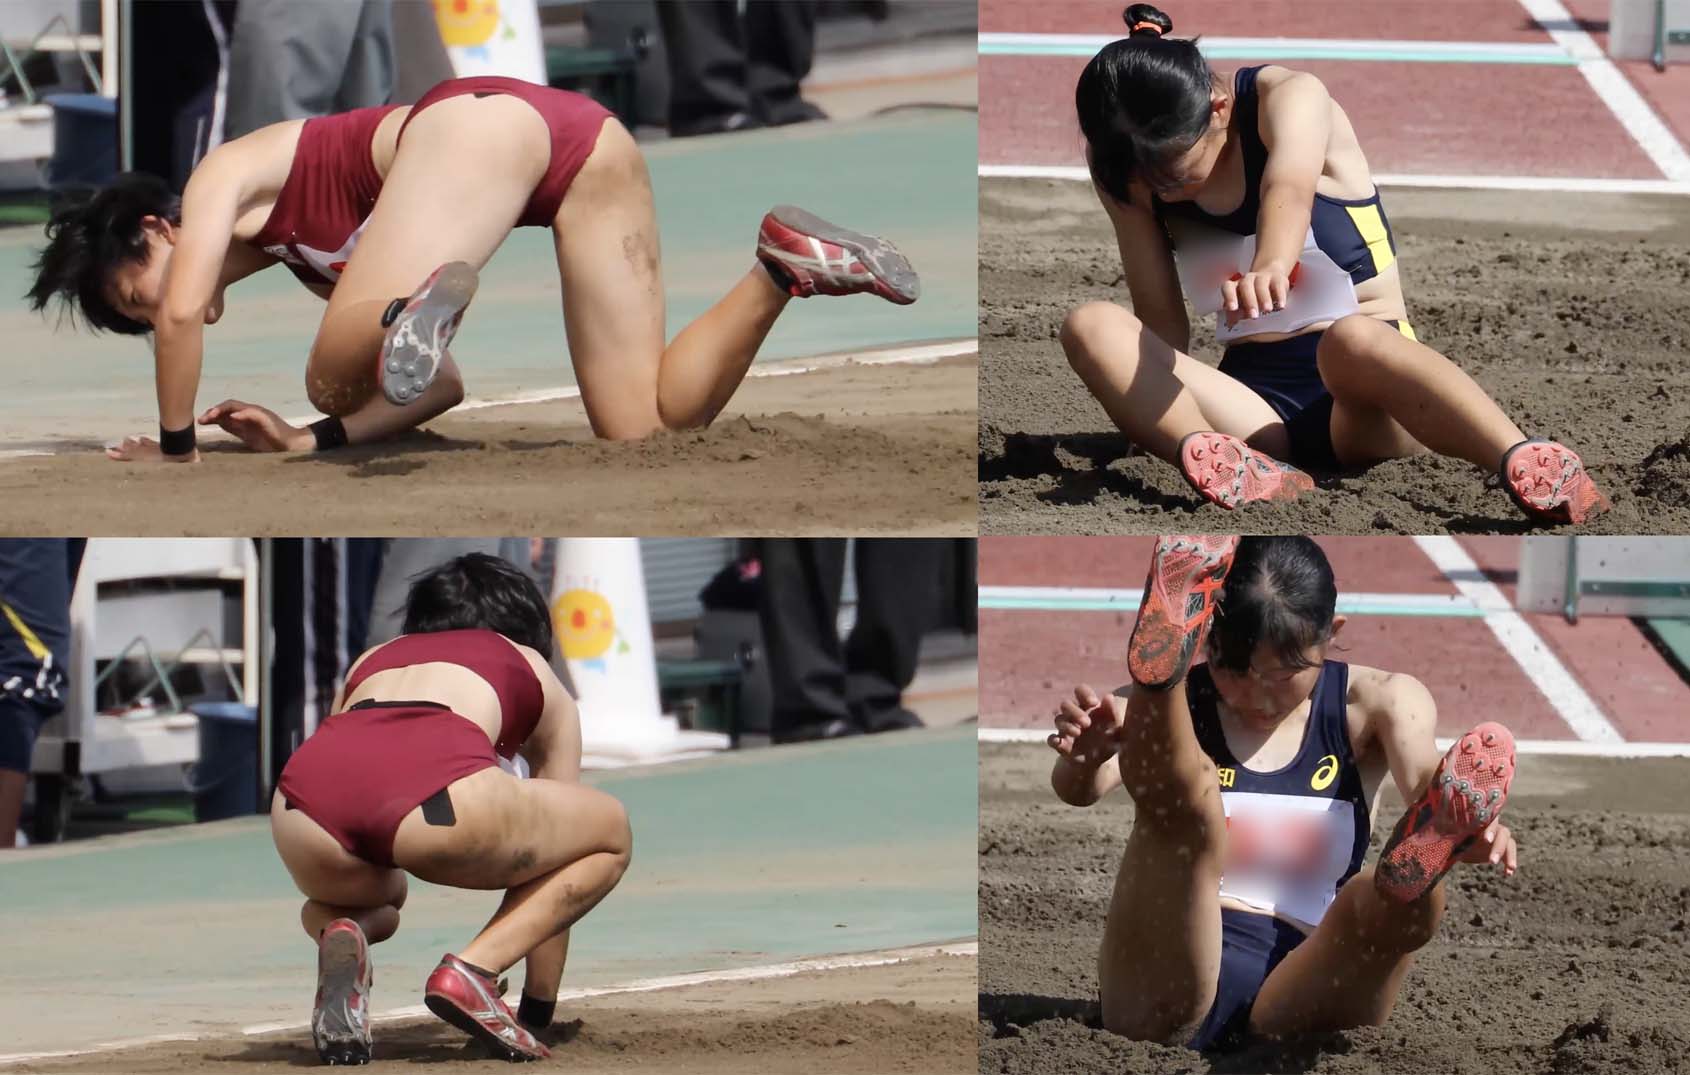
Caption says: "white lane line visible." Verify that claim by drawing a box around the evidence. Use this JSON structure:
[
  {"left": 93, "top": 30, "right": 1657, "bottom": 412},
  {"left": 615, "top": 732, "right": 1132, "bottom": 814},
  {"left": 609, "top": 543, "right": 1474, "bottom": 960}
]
[
  {"left": 0, "top": 942, "right": 977, "bottom": 1064},
  {"left": 240, "top": 941, "right": 978, "bottom": 1037},
  {"left": 283, "top": 340, "right": 976, "bottom": 426},
  {"left": 977, "top": 163, "right": 1690, "bottom": 195},
  {"left": 980, "top": 33, "right": 1577, "bottom": 64},
  {"left": 980, "top": 586, "right": 1487, "bottom": 617},
  {"left": 1414, "top": 536, "right": 1624, "bottom": 744},
  {"left": 0, "top": 1034, "right": 202, "bottom": 1066},
  {"left": 0, "top": 340, "right": 976, "bottom": 462},
  {"left": 1517, "top": 0, "right": 1690, "bottom": 182},
  {"left": 979, "top": 727, "right": 1690, "bottom": 756}
]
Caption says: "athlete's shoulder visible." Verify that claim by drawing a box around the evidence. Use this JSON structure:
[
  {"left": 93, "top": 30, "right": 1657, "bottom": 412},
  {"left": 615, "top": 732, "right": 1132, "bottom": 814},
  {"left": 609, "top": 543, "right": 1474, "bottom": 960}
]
[
  {"left": 1345, "top": 665, "right": 1435, "bottom": 745},
  {"left": 1346, "top": 664, "right": 1432, "bottom": 709},
  {"left": 1254, "top": 64, "right": 1326, "bottom": 94}
]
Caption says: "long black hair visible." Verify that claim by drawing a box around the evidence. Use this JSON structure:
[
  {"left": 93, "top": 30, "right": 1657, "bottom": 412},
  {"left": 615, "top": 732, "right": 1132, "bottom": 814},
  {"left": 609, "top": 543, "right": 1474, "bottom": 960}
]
[
  {"left": 25, "top": 172, "right": 182, "bottom": 336},
  {"left": 1075, "top": 4, "right": 1220, "bottom": 200},
  {"left": 1208, "top": 537, "right": 1338, "bottom": 675},
  {"left": 402, "top": 553, "right": 555, "bottom": 656}
]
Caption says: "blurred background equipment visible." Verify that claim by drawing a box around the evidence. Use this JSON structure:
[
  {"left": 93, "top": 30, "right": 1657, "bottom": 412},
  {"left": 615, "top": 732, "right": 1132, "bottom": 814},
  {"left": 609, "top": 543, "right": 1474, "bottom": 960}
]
[
  {"left": 24, "top": 538, "right": 258, "bottom": 845},
  {"left": 13, "top": 537, "right": 976, "bottom": 846}
]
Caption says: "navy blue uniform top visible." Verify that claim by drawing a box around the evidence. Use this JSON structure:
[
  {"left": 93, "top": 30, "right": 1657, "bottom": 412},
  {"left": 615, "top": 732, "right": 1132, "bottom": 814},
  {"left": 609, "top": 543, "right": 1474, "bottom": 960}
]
[
  {"left": 1186, "top": 659, "right": 1372, "bottom": 930},
  {"left": 1153, "top": 66, "right": 1402, "bottom": 286}
]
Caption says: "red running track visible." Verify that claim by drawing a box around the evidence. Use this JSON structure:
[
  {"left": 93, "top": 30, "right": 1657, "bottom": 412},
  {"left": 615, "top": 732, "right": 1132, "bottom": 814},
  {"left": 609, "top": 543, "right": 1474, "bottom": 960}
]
[
  {"left": 978, "top": 537, "right": 1690, "bottom": 743},
  {"left": 980, "top": 0, "right": 1690, "bottom": 182}
]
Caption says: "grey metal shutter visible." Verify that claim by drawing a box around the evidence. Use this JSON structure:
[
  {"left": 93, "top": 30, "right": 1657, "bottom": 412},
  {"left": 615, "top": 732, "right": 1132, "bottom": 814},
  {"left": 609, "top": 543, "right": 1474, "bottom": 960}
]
[{"left": 639, "top": 539, "right": 736, "bottom": 625}]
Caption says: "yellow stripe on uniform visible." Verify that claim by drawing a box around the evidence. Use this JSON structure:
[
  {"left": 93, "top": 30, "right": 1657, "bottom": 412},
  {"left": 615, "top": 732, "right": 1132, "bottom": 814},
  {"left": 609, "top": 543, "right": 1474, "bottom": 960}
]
[
  {"left": 1345, "top": 204, "right": 1396, "bottom": 275},
  {"left": 0, "top": 601, "right": 50, "bottom": 660},
  {"left": 1397, "top": 320, "right": 1417, "bottom": 341}
]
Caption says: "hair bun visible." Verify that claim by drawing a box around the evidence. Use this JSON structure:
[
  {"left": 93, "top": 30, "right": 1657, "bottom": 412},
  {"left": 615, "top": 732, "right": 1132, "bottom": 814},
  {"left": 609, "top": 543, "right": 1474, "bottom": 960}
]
[{"left": 1122, "top": 4, "right": 1172, "bottom": 38}]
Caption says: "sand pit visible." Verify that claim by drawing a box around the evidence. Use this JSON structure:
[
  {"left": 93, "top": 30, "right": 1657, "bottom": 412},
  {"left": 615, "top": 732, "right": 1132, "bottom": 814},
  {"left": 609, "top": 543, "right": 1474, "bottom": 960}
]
[
  {"left": 979, "top": 742, "right": 1690, "bottom": 1075},
  {"left": 9, "top": 950, "right": 976, "bottom": 1075},
  {"left": 0, "top": 356, "right": 976, "bottom": 536},
  {"left": 979, "top": 180, "right": 1690, "bottom": 534}
]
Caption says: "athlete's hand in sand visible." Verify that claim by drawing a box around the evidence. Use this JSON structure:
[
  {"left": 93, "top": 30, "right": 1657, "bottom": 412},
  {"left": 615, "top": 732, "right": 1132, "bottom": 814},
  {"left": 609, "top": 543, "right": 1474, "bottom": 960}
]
[
  {"left": 1454, "top": 818, "right": 1518, "bottom": 878},
  {"left": 1222, "top": 263, "right": 1293, "bottom": 325},
  {"left": 1048, "top": 685, "right": 1126, "bottom": 768},
  {"left": 199, "top": 399, "right": 313, "bottom": 453},
  {"left": 105, "top": 435, "right": 199, "bottom": 463}
]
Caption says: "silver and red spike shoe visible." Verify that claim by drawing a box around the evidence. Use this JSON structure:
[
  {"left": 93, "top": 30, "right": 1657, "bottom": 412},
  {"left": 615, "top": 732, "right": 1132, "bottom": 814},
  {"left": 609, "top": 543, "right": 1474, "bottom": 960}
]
[
  {"left": 312, "top": 918, "right": 372, "bottom": 1065},
  {"left": 756, "top": 205, "right": 920, "bottom": 305},
  {"left": 423, "top": 954, "right": 549, "bottom": 1062}
]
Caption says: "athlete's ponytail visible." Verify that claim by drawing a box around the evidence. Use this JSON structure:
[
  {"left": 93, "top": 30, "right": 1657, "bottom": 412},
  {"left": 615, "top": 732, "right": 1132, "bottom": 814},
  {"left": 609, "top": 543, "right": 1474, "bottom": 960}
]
[
  {"left": 1076, "top": 4, "right": 1219, "bottom": 200},
  {"left": 403, "top": 553, "right": 556, "bottom": 657},
  {"left": 1208, "top": 537, "right": 1338, "bottom": 675}
]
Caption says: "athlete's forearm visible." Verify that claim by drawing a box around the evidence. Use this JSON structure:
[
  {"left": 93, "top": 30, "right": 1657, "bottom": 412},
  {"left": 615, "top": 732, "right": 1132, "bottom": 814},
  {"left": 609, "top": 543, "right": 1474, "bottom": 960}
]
[
  {"left": 1251, "top": 179, "right": 1314, "bottom": 275},
  {"left": 153, "top": 319, "right": 207, "bottom": 434},
  {"left": 1051, "top": 756, "right": 1107, "bottom": 807}
]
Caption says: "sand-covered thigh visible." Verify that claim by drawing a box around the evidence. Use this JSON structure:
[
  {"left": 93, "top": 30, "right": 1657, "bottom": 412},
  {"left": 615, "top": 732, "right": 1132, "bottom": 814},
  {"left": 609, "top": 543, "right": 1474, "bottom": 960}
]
[
  {"left": 0, "top": 357, "right": 977, "bottom": 537},
  {"left": 8, "top": 951, "right": 976, "bottom": 1075},
  {"left": 979, "top": 180, "right": 1690, "bottom": 534},
  {"left": 979, "top": 743, "right": 1690, "bottom": 1075}
]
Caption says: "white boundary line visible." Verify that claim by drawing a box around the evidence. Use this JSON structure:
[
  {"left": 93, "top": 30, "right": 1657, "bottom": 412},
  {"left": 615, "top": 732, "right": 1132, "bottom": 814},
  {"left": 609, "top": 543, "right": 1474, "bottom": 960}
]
[
  {"left": 0, "top": 942, "right": 977, "bottom": 1066},
  {"left": 977, "top": 163, "right": 1690, "bottom": 196},
  {"left": 1413, "top": 536, "right": 1623, "bottom": 744},
  {"left": 979, "top": 727, "right": 1690, "bottom": 756},
  {"left": 1517, "top": 0, "right": 1690, "bottom": 182},
  {"left": 0, "top": 340, "right": 976, "bottom": 463},
  {"left": 0, "top": 1034, "right": 204, "bottom": 1067},
  {"left": 433, "top": 338, "right": 978, "bottom": 421},
  {"left": 240, "top": 941, "right": 978, "bottom": 1037},
  {"left": 980, "top": 586, "right": 1487, "bottom": 617},
  {"left": 980, "top": 33, "right": 1575, "bottom": 62}
]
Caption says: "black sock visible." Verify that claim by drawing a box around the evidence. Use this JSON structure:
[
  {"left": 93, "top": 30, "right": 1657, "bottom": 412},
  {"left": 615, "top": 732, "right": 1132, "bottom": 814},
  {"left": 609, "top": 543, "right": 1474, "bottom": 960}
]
[
  {"left": 517, "top": 993, "right": 556, "bottom": 1029},
  {"left": 760, "top": 257, "right": 797, "bottom": 294},
  {"left": 380, "top": 297, "right": 406, "bottom": 327},
  {"left": 455, "top": 956, "right": 498, "bottom": 980}
]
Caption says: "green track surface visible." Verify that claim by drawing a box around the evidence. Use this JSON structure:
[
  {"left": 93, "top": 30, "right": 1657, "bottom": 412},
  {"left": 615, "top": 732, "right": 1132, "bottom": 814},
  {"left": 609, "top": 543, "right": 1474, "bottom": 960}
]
[
  {"left": 0, "top": 111, "right": 976, "bottom": 444},
  {"left": 0, "top": 724, "right": 976, "bottom": 1055}
]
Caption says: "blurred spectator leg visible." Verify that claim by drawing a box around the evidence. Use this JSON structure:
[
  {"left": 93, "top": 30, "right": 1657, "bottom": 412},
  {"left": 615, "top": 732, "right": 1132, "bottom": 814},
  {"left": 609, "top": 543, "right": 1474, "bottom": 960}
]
[
  {"left": 224, "top": 0, "right": 395, "bottom": 140},
  {"left": 655, "top": 0, "right": 758, "bottom": 136},
  {"left": 745, "top": 0, "right": 825, "bottom": 125},
  {"left": 845, "top": 540, "right": 937, "bottom": 733},
  {"left": 759, "top": 539, "right": 858, "bottom": 743},
  {"left": 0, "top": 540, "right": 77, "bottom": 848}
]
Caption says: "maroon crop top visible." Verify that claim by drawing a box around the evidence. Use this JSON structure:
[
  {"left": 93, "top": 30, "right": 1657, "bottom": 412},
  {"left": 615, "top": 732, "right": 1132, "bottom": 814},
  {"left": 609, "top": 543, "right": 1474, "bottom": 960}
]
[
  {"left": 343, "top": 629, "right": 545, "bottom": 758},
  {"left": 247, "top": 104, "right": 401, "bottom": 287}
]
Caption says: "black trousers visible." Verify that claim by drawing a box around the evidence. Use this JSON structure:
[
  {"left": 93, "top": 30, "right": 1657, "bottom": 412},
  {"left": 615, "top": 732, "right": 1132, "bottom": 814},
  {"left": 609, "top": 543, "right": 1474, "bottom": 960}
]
[
  {"left": 655, "top": 0, "right": 817, "bottom": 130},
  {"left": 0, "top": 541, "right": 84, "bottom": 774},
  {"left": 126, "top": 0, "right": 237, "bottom": 191},
  {"left": 758, "top": 539, "right": 942, "bottom": 734}
]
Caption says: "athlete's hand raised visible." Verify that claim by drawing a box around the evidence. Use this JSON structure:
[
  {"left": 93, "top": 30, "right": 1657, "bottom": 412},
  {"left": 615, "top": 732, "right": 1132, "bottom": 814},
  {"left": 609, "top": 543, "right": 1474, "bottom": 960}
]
[
  {"left": 1455, "top": 818, "right": 1518, "bottom": 878},
  {"left": 1047, "top": 685, "right": 1126, "bottom": 768}
]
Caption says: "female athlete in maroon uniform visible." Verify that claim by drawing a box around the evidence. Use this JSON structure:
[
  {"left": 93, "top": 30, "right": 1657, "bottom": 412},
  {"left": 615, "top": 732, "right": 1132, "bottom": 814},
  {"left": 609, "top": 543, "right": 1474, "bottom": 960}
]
[
  {"left": 1048, "top": 536, "right": 1519, "bottom": 1052},
  {"left": 271, "top": 553, "right": 628, "bottom": 1063},
  {"left": 29, "top": 77, "right": 918, "bottom": 462}
]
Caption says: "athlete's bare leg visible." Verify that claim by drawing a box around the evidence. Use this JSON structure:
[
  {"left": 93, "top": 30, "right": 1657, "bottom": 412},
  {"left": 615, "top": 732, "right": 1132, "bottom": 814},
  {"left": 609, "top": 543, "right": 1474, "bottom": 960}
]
[
  {"left": 1318, "top": 314, "right": 1525, "bottom": 469},
  {"left": 1248, "top": 866, "right": 1444, "bottom": 1034},
  {"left": 390, "top": 766, "right": 631, "bottom": 978},
  {"left": 550, "top": 120, "right": 790, "bottom": 438},
  {"left": 270, "top": 792, "right": 409, "bottom": 943},
  {"left": 300, "top": 96, "right": 548, "bottom": 416},
  {"left": 1059, "top": 301, "right": 1289, "bottom": 463}
]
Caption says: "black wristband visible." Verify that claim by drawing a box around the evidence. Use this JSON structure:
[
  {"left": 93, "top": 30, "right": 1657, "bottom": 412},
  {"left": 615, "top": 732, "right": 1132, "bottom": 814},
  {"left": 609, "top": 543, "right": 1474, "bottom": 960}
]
[
  {"left": 517, "top": 993, "right": 555, "bottom": 1029},
  {"left": 159, "top": 423, "right": 195, "bottom": 456},
  {"left": 309, "top": 415, "right": 349, "bottom": 452}
]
